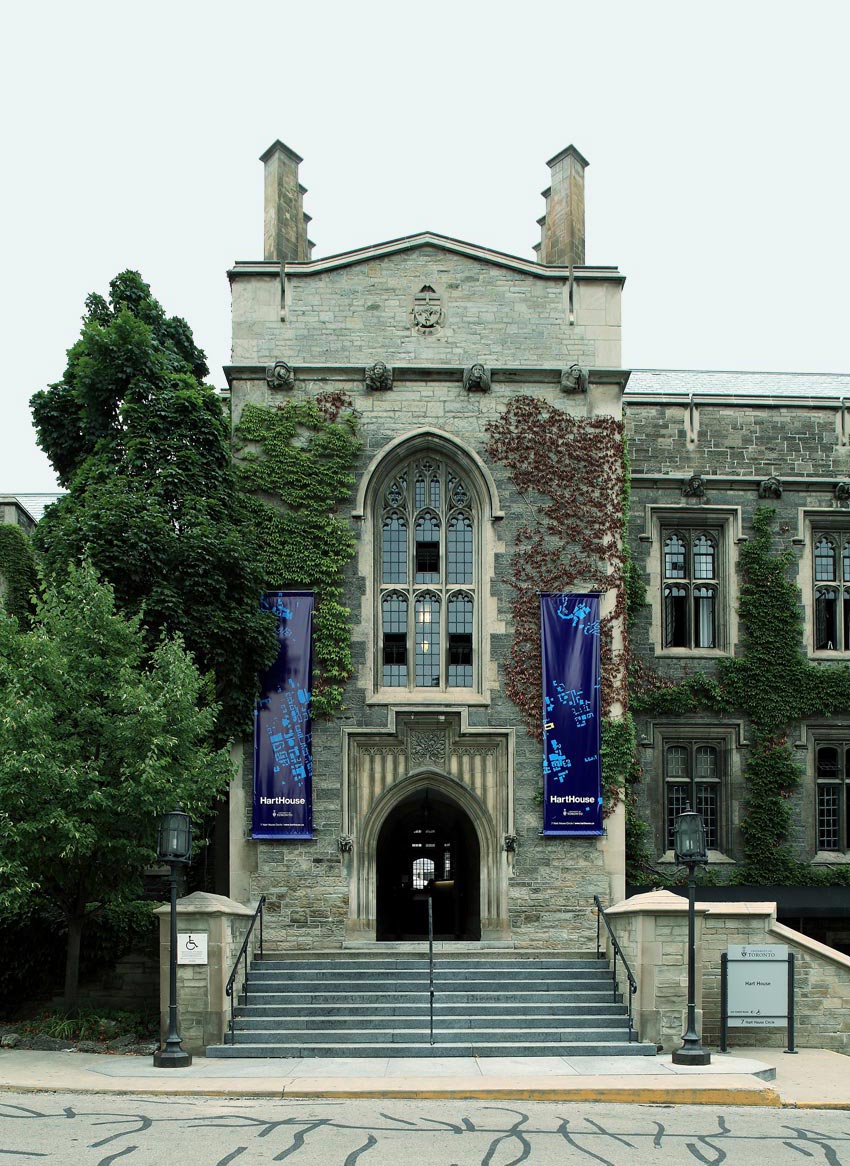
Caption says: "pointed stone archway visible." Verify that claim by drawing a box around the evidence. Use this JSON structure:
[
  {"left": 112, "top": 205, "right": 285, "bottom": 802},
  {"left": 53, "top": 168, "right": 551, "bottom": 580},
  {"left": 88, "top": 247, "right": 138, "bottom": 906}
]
[
  {"left": 347, "top": 767, "right": 509, "bottom": 943},
  {"left": 376, "top": 783, "right": 481, "bottom": 940}
]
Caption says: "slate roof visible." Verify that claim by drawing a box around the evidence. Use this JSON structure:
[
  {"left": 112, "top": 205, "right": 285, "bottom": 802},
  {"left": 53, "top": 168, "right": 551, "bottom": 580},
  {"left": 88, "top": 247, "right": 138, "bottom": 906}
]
[
  {"left": 12, "top": 493, "right": 64, "bottom": 522},
  {"left": 625, "top": 369, "right": 850, "bottom": 398}
]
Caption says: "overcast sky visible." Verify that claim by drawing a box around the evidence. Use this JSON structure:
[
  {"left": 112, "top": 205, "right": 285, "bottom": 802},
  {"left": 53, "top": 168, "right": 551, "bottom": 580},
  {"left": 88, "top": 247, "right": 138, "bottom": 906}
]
[{"left": 2, "top": 0, "right": 848, "bottom": 492}]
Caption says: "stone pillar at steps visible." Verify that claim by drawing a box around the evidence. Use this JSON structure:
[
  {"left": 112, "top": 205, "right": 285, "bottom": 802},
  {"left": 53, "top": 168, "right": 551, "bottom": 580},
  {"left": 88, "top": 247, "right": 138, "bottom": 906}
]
[{"left": 154, "top": 891, "right": 257, "bottom": 1055}]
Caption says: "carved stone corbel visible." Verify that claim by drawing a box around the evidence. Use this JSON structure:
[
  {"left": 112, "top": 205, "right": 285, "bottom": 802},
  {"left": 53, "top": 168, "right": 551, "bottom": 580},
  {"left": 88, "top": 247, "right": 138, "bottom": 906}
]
[
  {"left": 463, "top": 363, "right": 491, "bottom": 392},
  {"left": 337, "top": 834, "right": 354, "bottom": 854},
  {"left": 265, "top": 360, "right": 295, "bottom": 390},
  {"left": 504, "top": 834, "right": 518, "bottom": 853},
  {"left": 560, "top": 364, "right": 588, "bottom": 393},
  {"left": 682, "top": 474, "right": 706, "bottom": 499},
  {"left": 834, "top": 482, "right": 850, "bottom": 502},
  {"left": 758, "top": 476, "right": 783, "bottom": 500},
  {"left": 365, "top": 361, "right": 393, "bottom": 391}
]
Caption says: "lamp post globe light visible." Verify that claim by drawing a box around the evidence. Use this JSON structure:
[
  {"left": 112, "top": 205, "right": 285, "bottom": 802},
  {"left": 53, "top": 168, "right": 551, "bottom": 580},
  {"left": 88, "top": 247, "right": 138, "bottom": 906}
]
[
  {"left": 153, "top": 809, "right": 193, "bottom": 1068},
  {"left": 672, "top": 807, "right": 712, "bottom": 1066}
]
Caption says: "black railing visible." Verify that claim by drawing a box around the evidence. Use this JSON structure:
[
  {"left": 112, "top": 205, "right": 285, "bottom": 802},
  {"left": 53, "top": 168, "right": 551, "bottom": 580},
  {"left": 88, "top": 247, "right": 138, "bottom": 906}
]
[
  {"left": 427, "top": 895, "right": 435, "bottom": 1046},
  {"left": 593, "top": 894, "right": 638, "bottom": 1042},
  {"left": 225, "top": 896, "right": 266, "bottom": 1045}
]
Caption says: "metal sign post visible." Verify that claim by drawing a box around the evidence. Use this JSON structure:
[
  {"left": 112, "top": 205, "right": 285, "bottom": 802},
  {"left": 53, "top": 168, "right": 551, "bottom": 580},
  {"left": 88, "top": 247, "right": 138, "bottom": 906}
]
[{"left": 720, "top": 945, "right": 796, "bottom": 1053}]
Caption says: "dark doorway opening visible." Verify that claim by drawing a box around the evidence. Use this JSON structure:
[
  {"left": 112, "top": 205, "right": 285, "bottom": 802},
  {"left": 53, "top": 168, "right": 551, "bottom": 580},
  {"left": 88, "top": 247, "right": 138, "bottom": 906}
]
[{"left": 376, "top": 788, "right": 481, "bottom": 941}]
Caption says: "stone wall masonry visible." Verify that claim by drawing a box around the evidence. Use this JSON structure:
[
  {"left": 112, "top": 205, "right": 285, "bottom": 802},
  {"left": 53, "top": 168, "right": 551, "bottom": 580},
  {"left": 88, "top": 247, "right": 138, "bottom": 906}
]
[
  {"left": 155, "top": 892, "right": 255, "bottom": 1055},
  {"left": 627, "top": 402, "right": 850, "bottom": 478},
  {"left": 627, "top": 467, "right": 850, "bottom": 865},
  {"left": 231, "top": 369, "right": 626, "bottom": 951},
  {"left": 605, "top": 891, "right": 850, "bottom": 1053},
  {"left": 50, "top": 949, "right": 159, "bottom": 1016},
  {"left": 230, "top": 247, "right": 621, "bottom": 367}
]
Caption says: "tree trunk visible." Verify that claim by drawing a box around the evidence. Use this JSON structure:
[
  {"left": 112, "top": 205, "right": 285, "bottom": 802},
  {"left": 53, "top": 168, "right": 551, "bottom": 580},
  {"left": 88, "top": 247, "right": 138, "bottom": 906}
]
[{"left": 63, "top": 915, "right": 84, "bottom": 1015}]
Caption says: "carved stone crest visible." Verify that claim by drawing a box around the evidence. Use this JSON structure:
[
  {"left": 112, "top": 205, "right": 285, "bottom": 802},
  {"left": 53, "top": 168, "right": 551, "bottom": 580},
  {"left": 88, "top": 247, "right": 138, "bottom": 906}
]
[
  {"left": 758, "top": 476, "right": 783, "bottom": 499},
  {"left": 682, "top": 474, "right": 707, "bottom": 499},
  {"left": 408, "top": 730, "right": 446, "bottom": 767},
  {"left": 365, "top": 361, "right": 393, "bottom": 392},
  {"left": 834, "top": 482, "right": 850, "bottom": 502},
  {"left": 463, "top": 363, "right": 491, "bottom": 393},
  {"left": 265, "top": 360, "right": 295, "bottom": 390},
  {"left": 412, "top": 285, "right": 443, "bottom": 331},
  {"left": 560, "top": 364, "right": 588, "bottom": 393}
]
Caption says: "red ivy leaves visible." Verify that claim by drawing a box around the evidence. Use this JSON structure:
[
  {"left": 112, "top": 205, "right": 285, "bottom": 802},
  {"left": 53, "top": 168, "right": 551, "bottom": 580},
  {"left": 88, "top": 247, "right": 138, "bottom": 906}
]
[{"left": 485, "top": 397, "right": 628, "bottom": 739}]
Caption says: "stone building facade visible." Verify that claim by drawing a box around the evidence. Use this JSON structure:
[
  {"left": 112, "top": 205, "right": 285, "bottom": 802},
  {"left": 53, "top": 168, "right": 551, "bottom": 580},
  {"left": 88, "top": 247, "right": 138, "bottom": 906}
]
[
  {"left": 227, "top": 141, "right": 627, "bottom": 951},
  {"left": 225, "top": 140, "right": 850, "bottom": 953}
]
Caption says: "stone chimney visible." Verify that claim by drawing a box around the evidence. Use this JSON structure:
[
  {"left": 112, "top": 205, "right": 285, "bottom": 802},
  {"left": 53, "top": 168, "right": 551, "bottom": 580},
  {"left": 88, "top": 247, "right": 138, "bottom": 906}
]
[
  {"left": 535, "top": 145, "right": 588, "bottom": 266},
  {"left": 260, "top": 140, "right": 311, "bottom": 262}
]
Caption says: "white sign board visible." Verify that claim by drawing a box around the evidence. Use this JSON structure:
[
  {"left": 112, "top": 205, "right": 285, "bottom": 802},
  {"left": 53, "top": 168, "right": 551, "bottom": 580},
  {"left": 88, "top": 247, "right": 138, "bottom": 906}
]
[
  {"left": 177, "top": 932, "right": 208, "bottom": 965},
  {"left": 726, "top": 944, "right": 789, "bottom": 1026}
]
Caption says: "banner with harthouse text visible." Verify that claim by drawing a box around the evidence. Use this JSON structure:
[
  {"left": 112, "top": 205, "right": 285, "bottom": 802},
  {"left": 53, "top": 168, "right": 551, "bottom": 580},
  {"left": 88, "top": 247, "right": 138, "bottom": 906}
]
[
  {"left": 540, "top": 593, "right": 603, "bottom": 836},
  {"left": 252, "top": 591, "right": 314, "bottom": 839}
]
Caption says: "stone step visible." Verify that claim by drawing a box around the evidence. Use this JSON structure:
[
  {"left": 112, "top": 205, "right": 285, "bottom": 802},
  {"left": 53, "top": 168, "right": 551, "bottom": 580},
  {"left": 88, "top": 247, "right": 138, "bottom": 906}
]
[
  {"left": 206, "top": 1039, "right": 656, "bottom": 1059},
  {"left": 240, "top": 989, "right": 623, "bottom": 1006},
  {"left": 235, "top": 1001, "right": 628, "bottom": 1019},
  {"left": 246, "top": 973, "right": 615, "bottom": 988},
  {"left": 228, "top": 1025, "right": 635, "bottom": 1045},
  {"left": 233, "top": 1013, "right": 630, "bottom": 1032},
  {"left": 254, "top": 957, "right": 605, "bottom": 972},
  {"left": 259, "top": 948, "right": 599, "bottom": 961}
]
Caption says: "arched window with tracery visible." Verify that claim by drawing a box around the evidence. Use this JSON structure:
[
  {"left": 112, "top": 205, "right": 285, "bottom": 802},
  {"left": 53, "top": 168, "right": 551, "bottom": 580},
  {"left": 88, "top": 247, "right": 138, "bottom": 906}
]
[{"left": 378, "top": 455, "right": 477, "bottom": 691}]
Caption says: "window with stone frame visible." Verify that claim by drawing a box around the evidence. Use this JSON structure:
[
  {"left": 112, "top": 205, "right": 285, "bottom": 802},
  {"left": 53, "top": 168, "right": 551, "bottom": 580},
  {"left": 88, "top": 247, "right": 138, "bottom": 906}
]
[
  {"left": 664, "top": 740, "right": 723, "bottom": 851},
  {"left": 815, "top": 741, "right": 850, "bottom": 851},
  {"left": 813, "top": 533, "right": 850, "bottom": 651},
  {"left": 661, "top": 526, "right": 722, "bottom": 649},
  {"left": 378, "top": 455, "right": 476, "bottom": 691}
]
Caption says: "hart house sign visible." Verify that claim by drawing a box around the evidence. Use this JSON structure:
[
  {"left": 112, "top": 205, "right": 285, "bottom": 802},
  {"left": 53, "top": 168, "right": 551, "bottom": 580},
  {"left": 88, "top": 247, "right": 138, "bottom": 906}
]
[{"left": 726, "top": 944, "right": 789, "bottom": 1026}]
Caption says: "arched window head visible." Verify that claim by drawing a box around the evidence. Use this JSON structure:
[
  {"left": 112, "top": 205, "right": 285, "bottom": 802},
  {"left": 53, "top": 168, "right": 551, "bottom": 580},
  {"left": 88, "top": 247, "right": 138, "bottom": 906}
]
[{"left": 376, "top": 452, "right": 479, "bottom": 692}]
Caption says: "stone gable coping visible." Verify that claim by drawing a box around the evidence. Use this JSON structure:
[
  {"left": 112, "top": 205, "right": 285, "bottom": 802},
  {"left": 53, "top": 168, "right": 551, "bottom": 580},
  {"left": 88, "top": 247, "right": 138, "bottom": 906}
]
[
  {"left": 153, "top": 891, "right": 256, "bottom": 917},
  {"left": 228, "top": 233, "right": 625, "bottom": 282}
]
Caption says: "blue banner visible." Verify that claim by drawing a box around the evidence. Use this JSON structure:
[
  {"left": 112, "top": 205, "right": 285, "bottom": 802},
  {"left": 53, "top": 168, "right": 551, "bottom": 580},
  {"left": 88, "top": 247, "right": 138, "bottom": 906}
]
[
  {"left": 252, "top": 591, "right": 314, "bottom": 839},
  {"left": 540, "top": 593, "right": 603, "bottom": 836}
]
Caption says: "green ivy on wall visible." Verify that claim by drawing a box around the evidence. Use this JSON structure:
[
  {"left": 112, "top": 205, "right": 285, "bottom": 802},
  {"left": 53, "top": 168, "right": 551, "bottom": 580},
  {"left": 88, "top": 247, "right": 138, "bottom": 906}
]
[
  {"left": 633, "top": 507, "right": 850, "bottom": 886},
  {"left": 485, "top": 396, "right": 633, "bottom": 816},
  {"left": 233, "top": 393, "right": 361, "bottom": 715},
  {"left": 0, "top": 525, "right": 38, "bottom": 621}
]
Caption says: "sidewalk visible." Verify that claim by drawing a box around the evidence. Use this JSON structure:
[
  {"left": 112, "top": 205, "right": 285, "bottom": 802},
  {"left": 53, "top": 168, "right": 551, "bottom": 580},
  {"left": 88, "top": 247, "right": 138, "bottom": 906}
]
[{"left": 1, "top": 1046, "right": 846, "bottom": 1106}]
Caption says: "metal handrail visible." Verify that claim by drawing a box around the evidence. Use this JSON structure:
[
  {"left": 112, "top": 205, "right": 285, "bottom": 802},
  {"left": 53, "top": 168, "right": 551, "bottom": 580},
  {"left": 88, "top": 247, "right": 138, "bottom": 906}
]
[
  {"left": 427, "top": 895, "right": 435, "bottom": 1046},
  {"left": 224, "top": 895, "right": 266, "bottom": 1045},
  {"left": 593, "top": 894, "right": 638, "bottom": 1042}
]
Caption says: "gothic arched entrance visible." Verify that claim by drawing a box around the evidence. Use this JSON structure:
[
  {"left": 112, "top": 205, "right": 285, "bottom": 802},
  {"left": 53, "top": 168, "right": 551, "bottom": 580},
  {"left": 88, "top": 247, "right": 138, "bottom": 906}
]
[{"left": 376, "top": 787, "right": 481, "bottom": 941}]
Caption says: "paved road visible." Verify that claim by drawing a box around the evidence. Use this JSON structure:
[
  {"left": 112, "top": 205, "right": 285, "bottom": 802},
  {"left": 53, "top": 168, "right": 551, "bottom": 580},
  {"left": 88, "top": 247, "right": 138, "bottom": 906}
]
[{"left": 1, "top": 1093, "right": 849, "bottom": 1166}]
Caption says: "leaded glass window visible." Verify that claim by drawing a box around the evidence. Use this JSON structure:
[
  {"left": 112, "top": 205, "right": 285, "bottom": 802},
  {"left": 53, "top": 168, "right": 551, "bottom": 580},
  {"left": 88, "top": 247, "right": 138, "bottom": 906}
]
[
  {"left": 664, "top": 741, "right": 721, "bottom": 851},
  {"left": 814, "top": 534, "right": 850, "bottom": 651},
  {"left": 662, "top": 528, "right": 721, "bottom": 649},
  {"left": 816, "top": 743, "right": 850, "bottom": 851},
  {"left": 377, "top": 455, "right": 477, "bottom": 690}
]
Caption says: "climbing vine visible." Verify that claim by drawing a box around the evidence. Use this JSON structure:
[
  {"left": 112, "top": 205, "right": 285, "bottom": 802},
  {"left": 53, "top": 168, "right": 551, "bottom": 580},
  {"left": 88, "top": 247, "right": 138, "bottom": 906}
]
[
  {"left": 633, "top": 507, "right": 850, "bottom": 885},
  {"left": 0, "top": 525, "right": 38, "bottom": 622},
  {"left": 485, "top": 396, "right": 632, "bottom": 813},
  {"left": 234, "top": 393, "right": 361, "bottom": 715}
]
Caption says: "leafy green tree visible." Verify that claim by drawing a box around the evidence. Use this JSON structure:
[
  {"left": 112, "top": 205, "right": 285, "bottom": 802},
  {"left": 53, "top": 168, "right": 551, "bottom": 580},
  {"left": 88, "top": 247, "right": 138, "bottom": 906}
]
[
  {"left": 0, "top": 561, "right": 233, "bottom": 1012},
  {"left": 30, "top": 271, "right": 277, "bottom": 739}
]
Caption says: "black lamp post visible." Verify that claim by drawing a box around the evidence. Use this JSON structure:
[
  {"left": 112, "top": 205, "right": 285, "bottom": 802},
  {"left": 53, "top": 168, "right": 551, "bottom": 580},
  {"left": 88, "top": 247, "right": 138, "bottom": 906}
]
[
  {"left": 671, "top": 807, "right": 711, "bottom": 1066},
  {"left": 153, "top": 808, "right": 193, "bottom": 1068}
]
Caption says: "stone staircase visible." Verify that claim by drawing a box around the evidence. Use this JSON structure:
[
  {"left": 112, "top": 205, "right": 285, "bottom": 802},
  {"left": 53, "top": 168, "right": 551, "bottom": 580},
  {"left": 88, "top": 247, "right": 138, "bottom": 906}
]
[{"left": 206, "top": 949, "right": 656, "bottom": 1058}]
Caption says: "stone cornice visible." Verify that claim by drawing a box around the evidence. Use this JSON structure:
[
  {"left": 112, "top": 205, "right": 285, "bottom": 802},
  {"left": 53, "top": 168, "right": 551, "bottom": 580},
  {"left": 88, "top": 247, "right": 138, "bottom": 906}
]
[
  {"left": 228, "top": 232, "right": 625, "bottom": 282},
  {"left": 631, "top": 473, "right": 842, "bottom": 491},
  {"left": 224, "top": 364, "right": 631, "bottom": 390},
  {"left": 625, "top": 392, "right": 847, "bottom": 409}
]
